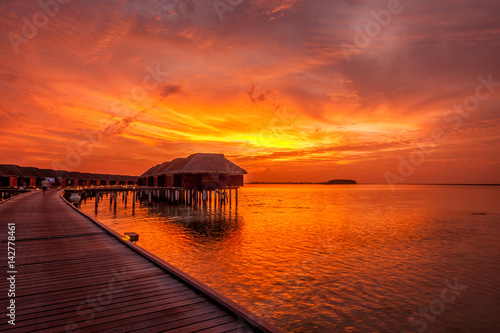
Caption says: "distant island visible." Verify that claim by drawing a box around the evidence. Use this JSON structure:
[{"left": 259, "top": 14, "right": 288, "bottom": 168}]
[
  {"left": 321, "top": 179, "right": 357, "bottom": 185},
  {"left": 248, "top": 181, "right": 314, "bottom": 185},
  {"left": 248, "top": 179, "right": 357, "bottom": 185}
]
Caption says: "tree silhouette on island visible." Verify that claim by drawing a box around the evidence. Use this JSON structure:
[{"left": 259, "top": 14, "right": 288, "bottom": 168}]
[
  {"left": 321, "top": 179, "right": 357, "bottom": 185},
  {"left": 248, "top": 179, "right": 357, "bottom": 185}
]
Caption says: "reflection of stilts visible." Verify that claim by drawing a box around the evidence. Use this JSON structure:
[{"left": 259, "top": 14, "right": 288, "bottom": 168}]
[{"left": 220, "top": 190, "right": 228, "bottom": 204}]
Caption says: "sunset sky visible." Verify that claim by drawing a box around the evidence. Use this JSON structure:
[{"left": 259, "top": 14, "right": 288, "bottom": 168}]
[{"left": 1, "top": 0, "right": 499, "bottom": 183}]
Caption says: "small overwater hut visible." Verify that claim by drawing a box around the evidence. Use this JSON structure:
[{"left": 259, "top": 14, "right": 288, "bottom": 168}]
[
  {"left": 139, "top": 153, "right": 246, "bottom": 190},
  {"left": 19, "top": 166, "right": 43, "bottom": 187},
  {"left": 0, "top": 165, "right": 24, "bottom": 187},
  {"left": 0, "top": 164, "right": 138, "bottom": 188}
]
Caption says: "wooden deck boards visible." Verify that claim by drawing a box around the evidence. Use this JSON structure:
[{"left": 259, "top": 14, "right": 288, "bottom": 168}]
[{"left": 0, "top": 190, "right": 281, "bottom": 333}]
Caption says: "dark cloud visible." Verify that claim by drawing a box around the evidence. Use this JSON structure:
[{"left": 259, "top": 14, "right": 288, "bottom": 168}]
[
  {"left": 161, "top": 84, "right": 182, "bottom": 98},
  {"left": 247, "top": 83, "right": 272, "bottom": 104}
]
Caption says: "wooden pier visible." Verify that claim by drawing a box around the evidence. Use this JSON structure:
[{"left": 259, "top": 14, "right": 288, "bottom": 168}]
[
  {"left": 0, "top": 190, "right": 282, "bottom": 332},
  {"left": 0, "top": 188, "right": 30, "bottom": 201}
]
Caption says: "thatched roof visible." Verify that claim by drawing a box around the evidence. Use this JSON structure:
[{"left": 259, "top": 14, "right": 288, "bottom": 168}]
[
  {"left": 144, "top": 158, "right": 185, "bottom": 177},
  {"left": 141, "top": 164, "right": 162, "bottom": 177},
  {"left": 0, "top": 164, "right": 138, "bottom": 185},
  {"left": 66, "top": 172, "right": 84, "bottom": 180},
  {"left": 19, "top": 166, "right": 42, "bottom": 178},
  {"left": 89, "top": 173, "right": 105, "bottom": 181},
  {"left": 78, "top": 172, "right": 94, "bottom": 180},
  {"left": 172, "top": 154, "right": 246, "bottom": 174},
  {"left": 110, "top": 175, "right": 122, "bottom": 181},
  {"left": 38, "top": 169, "right": 58, "bottom": 178},
  {"left": 55, "top": 170, "right": 70, "bottom": 178},
  {"left": 141, "top": 154, "right": 246, "bottom": 176},
  {"left": 0, "top": 165, "right": 24, "bottom": 178},
  {"left": 123, "top": 175, "right": 138, "bottom": 182},
  {"left": 147, "top": 162, "right": 171, "bottom": 177},
  {"left": 94, "top": 174, "right": 111, "bottom": 181}
]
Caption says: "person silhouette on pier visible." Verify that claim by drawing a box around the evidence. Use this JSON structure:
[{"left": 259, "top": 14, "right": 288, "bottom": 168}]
[{"left": 41, "top": 179, "right": 49, "bottom": 194}]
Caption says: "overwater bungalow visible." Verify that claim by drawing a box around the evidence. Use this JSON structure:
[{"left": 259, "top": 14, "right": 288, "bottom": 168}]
[
  {"left": 55, "top": 170, "right": 71, "bottom": 186},
  {"left": 110, "top": 174, "right": 122, "bottom": 186},
  {"left": 97, "top": 174, "right": 113, "bottom": 186},
  {"left": 139, "top": 153, "right": 246, "bottom": 190},
  {"left": 0, "top": 164, "right": 138, "bottom": 188},
  {"left": 89, "top": 173, "right": 104, "bottom": 186},
  {"left": 66, "top": 171, "right": 84, "bottom": 187},
  {"left": 39, "top": 169, "right": 58, "bottom": 185},
  {"left": 19, "top": 166, "right": 43, "bottom": 187},
  {"left": 78, "top": 172, "right": 94, "bottom": 187},
  {"left": 0, "top": 165, "right": 24, "bottom": 187},
  {"left": 123, "top": 175, "right": 138, "bottom": 185}
]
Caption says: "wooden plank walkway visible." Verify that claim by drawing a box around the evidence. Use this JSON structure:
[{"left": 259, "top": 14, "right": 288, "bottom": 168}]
[{"left": 0, "top": 190, "right": 283, "bottom": 333}]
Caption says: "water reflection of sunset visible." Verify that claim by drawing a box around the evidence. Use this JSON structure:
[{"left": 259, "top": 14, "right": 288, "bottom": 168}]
[{"left": 79, "top": 184, "right": 500, "bottom": 332}]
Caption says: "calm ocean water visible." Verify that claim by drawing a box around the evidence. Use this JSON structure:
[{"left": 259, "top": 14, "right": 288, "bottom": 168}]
[{"left": 79, "top": 185, "right": 500, "bottom": 333}]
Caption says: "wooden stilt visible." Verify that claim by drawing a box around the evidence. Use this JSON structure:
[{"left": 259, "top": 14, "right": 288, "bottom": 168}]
[{"left": 202, "top": 190, "right": 207, "bottom": 206}]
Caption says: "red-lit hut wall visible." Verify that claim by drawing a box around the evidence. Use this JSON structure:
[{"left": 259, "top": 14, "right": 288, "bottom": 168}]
[
  {"left": 10, "top": 177, "right": 18, "bottom": 187},
  {"left": 229, "top": 175, "right": 244, "bottom": 187},
  {"left": 182, "top": 174, "right": 202, "bottom": 189}
]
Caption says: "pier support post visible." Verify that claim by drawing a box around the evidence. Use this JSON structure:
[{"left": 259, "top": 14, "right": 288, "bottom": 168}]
[
  {"left": 202, "top": 190, "right": 207, "bottom": 206},
  {"left": 95, "top": 191, "right": 99, "bottom": 210}
]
